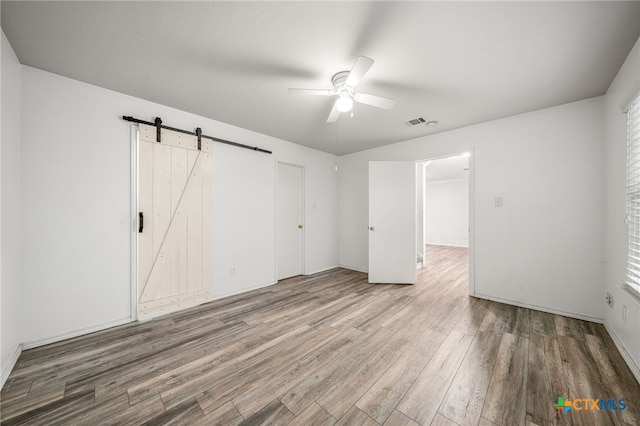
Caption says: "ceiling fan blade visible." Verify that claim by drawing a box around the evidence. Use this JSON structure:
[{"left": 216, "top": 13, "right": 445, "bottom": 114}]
[
  {"left": 326, "top": 101, "right": 341, "bottom": 123},
  {"left": 288, "top": 88, "right": 335, "bottom": 96},
  {"left": 345, "top": 56, "right": 374, "bottom": 88},
  {"left": 354, "top": 93, "right": 396, "bottom": 110}
]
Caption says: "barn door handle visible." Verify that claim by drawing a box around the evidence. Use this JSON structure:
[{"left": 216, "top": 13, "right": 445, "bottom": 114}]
[{"left": 139, "top": 212, "right": 144, "bottom": 233}]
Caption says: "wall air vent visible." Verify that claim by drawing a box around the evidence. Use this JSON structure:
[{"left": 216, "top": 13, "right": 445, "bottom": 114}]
[{"left": 405, "top": 117, "right": 426, "bottom": 126}]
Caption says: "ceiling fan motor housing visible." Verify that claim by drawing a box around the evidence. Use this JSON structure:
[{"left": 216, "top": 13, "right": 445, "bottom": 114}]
[
  {"left": 332, "top": 71, "right": 352, "bottom": 95},
  {"left": 288, "top": 56, "right": 395, "bottom": 122}
]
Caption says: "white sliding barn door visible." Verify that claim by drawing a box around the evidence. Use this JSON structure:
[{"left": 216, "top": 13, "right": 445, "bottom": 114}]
[{"left": 138, "top": 124, "right": 212, "bottom": 320}]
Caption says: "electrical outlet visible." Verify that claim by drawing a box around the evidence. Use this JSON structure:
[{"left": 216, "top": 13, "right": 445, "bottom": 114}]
[
  {"left": 231, "top": 267, "right": 237, "bottom": 276},
  {"left": 605, "top": 292, "right": 614, "bottom": 308},
  {"left": 494, "top": 196, "right": 503, "bottom": 207}
]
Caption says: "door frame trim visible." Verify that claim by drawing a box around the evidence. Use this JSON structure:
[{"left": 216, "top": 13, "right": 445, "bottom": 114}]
[
  {"left": 275, "top": 159, "right": 306, "bottom": 280},
  {"left": 416, "top": 148, "right": 475, "bottom": 296},
  {"left": 130, "top": 124, "right": 139, "bottom": 321}
]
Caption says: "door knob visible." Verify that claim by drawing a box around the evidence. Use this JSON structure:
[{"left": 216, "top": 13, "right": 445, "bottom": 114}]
[
  {"left": 369, "top": 226, "right": 375, "bottom": 231},
  {"left": 298, "top": 224, "right": 303, "bottom": 229}
]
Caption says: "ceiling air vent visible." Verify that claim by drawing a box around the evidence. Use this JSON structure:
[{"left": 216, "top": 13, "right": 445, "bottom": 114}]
[{"left": 405, "top": 117, "right": 426, "bottom": 126}]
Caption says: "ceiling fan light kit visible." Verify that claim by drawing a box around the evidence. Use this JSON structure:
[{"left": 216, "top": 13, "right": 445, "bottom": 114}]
[
  {"left": 288, "top": 56, "right": 396, "bottom": 123},
  {"left": 336, "top": 95, "right": 354, "bottom": 112}
]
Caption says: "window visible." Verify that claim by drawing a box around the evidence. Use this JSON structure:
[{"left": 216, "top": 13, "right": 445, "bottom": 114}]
[{"left": 625, "top": 94, "right": 640, "bottom": 297}]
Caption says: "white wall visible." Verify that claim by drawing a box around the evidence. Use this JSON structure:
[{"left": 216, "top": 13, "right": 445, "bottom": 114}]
[
  {"left": 416, "top": 164, "right": 424, "bottom": 258},
  {"left": 424, "top": 178, "right": 469, "bottom": 248},
  {"left": 1, "top": 30, "right": 22, "bottom": 386},
  {"left": 339, "top": 97, "right": 604, "bottom": 321},
  {"left": 603, "top": 36, "right": 640, "bottom": 381},
  {"left": 212, "top": 143, "right": 275, "bottom": 297},
  {"left": 20, "top": 66, "right": 338, "bottom": 346}
]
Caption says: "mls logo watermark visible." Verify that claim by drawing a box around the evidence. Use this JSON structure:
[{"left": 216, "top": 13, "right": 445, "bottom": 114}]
[{"left": 554, "top": 396, "right": 627, "bottom": 414}]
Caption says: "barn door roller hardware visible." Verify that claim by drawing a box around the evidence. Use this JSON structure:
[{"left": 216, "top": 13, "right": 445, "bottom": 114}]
[
  {"left": 195, "top": 127, "right": 202, "bottom": 151},
  {"left": 122, "top": 116, "right": 272, "bottom": 154},
  {"left": 154, "top": 117, "right": 162, "bottom": 142}
]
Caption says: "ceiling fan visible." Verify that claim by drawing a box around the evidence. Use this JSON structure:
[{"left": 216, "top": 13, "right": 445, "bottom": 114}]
[{"left": 288, "top": 56, "right": 396, "bottom": 123}]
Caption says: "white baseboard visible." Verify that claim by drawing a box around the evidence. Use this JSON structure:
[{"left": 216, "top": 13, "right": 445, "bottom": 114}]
[
  {"left": 1, "top": 344, "right": 23, "bottom": 390},
  {"left": 473, "top": 293, "right": 604, "bottom": 323},
  {"left": 604, "top": 321, "right": 640, "bottom": 384},
  {"left": 21, "top": 317, "right": 133, "bottom": 350},
  {"left": 338, "top": 264, "right": 368, "bottom": 274},
  {"left": 212, "top": 280, "right": 277, "bottom": 300},
  {"left": 305, "top": 265, "right": 340, "bottom": 275},
  {"left": 425, "top": 242, "right": 469, "bottom": 248},
  {"left": 211, "top": 267, "right": 344, "bottom": 301}
]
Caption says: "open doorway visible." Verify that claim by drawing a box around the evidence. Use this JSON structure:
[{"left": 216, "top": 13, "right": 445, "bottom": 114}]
[
  {"left": 417, "top": 153, "right": 473, "bottom": 294},
  {"left": 367, "top": 156, "right": 473, "bottom": 288}
]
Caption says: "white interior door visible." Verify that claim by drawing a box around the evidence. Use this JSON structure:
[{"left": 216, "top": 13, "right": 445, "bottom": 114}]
[
  {"left": 138, "top": 124, "right": 212, "bottom": 320},
  {"left": 369, "top": 161, "right": 416, "bottom": 284},
  {"left": 277, "top": 162, "right": 304, "bottom": 280}
]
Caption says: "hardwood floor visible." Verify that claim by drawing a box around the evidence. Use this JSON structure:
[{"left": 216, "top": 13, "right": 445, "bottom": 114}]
[{"left": 2, "top": 245, "right": 639, "bottom": 425}]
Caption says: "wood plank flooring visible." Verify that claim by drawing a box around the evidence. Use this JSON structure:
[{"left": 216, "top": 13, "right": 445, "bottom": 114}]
[{"left": 2, "top": 245, "right": 640, "bottom": 425}]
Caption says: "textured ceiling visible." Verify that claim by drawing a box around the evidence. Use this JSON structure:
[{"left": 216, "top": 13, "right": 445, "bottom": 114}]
[{"left": 3, "top": 1, "right": 640, "bottom": 154}]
